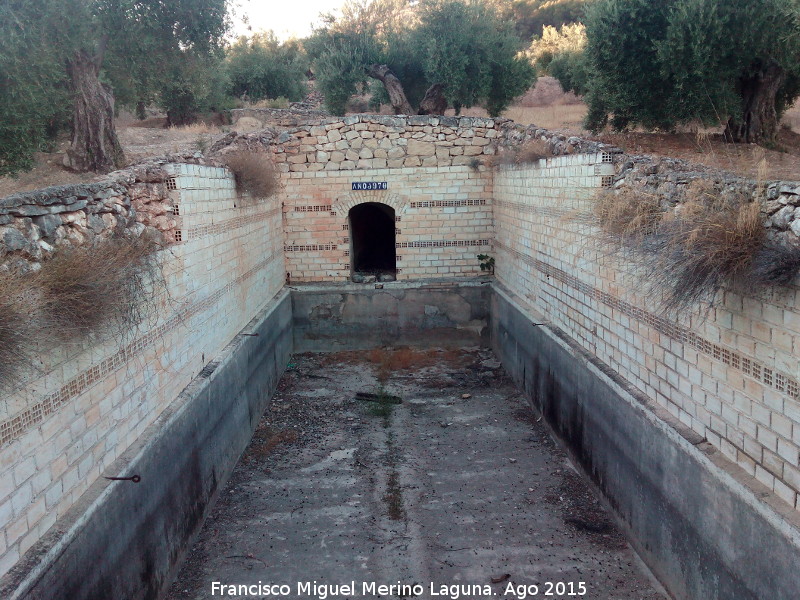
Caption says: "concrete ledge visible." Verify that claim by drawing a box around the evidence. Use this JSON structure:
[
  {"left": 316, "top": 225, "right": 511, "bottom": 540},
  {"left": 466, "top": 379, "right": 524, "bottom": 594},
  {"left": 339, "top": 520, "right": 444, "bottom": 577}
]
[
  {"left": 291, "top": 278, "right": 492, "bottom": 352},
  {"left": 1, "top": 290, "right": 293, "bottom": 600},
  {"left": 490, "top": 284, "right": 800, "bottom": 600}
]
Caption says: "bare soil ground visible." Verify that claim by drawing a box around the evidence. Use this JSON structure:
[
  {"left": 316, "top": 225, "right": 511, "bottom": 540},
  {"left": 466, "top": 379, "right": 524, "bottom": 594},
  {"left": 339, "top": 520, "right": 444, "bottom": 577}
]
[
  {"left": 0, "top": 114, "right": 227, "bottom": 198},
  {"left": 166, "top": 347, "right": 666, "bottom": 600}
]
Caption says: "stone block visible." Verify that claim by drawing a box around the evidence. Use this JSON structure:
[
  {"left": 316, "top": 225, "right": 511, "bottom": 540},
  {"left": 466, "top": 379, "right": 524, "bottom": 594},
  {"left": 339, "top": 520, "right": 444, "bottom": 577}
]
[{"left": 406, "top": 139, "right": 436, "bottom": 157}]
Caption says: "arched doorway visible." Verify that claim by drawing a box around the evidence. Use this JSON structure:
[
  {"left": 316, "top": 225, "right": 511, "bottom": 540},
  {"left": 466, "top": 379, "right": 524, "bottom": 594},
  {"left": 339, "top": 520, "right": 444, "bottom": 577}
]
[{"left": 349, "top": 202, "right": 396, "bottom": 281}]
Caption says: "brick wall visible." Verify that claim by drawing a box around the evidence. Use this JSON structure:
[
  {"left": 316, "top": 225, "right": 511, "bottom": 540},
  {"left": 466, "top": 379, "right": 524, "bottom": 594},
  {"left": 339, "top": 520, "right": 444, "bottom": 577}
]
[
  {"left": 0, "top": 164, "right": 285, "bottom": 577},
  {"left": 282, "top": 165, "right": 493, "bottom": 282},
  {"left": 494, "top": 155, "right": 800, "bottom": 510}
]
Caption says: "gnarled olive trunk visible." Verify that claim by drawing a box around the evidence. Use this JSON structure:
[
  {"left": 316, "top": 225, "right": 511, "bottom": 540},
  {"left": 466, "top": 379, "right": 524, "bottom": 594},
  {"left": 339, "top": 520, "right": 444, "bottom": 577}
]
[
  {"left": 365, "top": 64, "right": 414, "bottom": 115},
  {"left": 724, "top": 61, "right": 785, "bottom": 145},
  {"left": 418, "top": 83, "right": 447, "bottom": 115},
  {"left": 64, "top": 49, "right": 125, "bottom": 173}
]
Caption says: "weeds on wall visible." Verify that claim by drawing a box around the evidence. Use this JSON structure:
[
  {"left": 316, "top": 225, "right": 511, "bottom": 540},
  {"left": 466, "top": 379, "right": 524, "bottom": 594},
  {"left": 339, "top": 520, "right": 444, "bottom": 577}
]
[
  {"left": 496, "top": 139, "right": 553, "bottom": 166},
  {"left": 35, "top": 233, "right": 166, "bottom": 340},
  {"left": 224, "top": 151, "right": 281, "bottom": 206},
  {"left": 0, "top": 233, "right": 165, "bottom": 389},
  {"left": 477, "top": 254, "right": 495, "bottom": 273},
  {"left": 596, "top": 181, "right": 800, "bottom": 314},
  {"left": 0, "top": 271, "right": 38, "bottom": 390}
]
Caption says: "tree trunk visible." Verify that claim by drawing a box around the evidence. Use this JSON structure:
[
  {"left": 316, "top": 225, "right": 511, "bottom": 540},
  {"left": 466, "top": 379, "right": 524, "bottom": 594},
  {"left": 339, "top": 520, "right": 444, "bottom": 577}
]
[
  {"left": 724, "top": 61, "right": 785, "bottom": 145},
  {"left": 418, "top": 83, "right": 447, "bottom": 115},
  {"left": 64, "top": 49, "right": 125, "bottom": 173},
  {"left": 365, "top": 64, "right": 414, "bottom": 115}
]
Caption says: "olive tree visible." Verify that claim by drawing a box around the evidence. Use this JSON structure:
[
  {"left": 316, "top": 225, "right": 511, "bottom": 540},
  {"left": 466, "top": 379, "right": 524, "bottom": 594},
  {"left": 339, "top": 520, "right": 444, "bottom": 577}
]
[
  {"left": 0, "top": 0, "right": 228, "bottom": 174},
  {"left": 583, "top": 0, "right": 800, "bottom": 143},
  {"left": 309, "top": 0, "right": 534, "bottom": 117}
]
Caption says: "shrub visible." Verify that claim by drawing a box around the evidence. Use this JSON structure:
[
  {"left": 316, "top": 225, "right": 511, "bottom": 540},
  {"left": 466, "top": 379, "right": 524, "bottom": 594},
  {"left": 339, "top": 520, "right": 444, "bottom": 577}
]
[
  {"left": 526, "top": 23, "right": 587, "bottom": 74},
  {"left": 643, "top": 194, "right": 763, "bottom": 312},
  {"left": 548, "top": 50, "right": 590, "bottom": 97},
  {"left": 226, "top": 34, "right": 307, "bottom": 103},
  {"left": 224, "top": 151, "right": 281, "bottom": 204},
  {"left": 34, "top": 233, "right": 165, "bottom": 340}
]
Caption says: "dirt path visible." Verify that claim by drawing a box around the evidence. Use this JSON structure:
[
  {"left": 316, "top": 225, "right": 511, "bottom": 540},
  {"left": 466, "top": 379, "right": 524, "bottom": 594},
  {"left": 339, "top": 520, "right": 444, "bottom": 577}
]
[{"left": 167, "top": 348, "right": 667, "bottom": 600}]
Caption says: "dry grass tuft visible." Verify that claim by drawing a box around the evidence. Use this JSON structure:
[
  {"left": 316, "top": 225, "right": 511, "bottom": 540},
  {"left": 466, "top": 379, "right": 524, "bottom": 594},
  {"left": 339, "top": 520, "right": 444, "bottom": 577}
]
[
  {"left": 598, "top": 181, "right": 772, "bottom": 313},
  {"left": 647, "top": 194, "right": 763, "bottom": 312},
  {"left": 168, "top": 122, "right": 221, "bottom": 135},
  {"left": 248, "top": 97, "right": 290, "bottom": 109},
  {"left": 595, "top": 188, "right": 661, "bottom": 243},
  {"left": 496, "top": 139, "right": 553, "bottom": 166},
  {"left": 0, "top": 270, "right": 38, "bottom": 389},
  {"left": 34, "top": 233, "right": 165, "bottom": 341},
  {"left": 750, "top": 239, "right": 800, "bottom": 287},
  {"left": 224, "top": 151, "right": 281, "bottom": 205}
]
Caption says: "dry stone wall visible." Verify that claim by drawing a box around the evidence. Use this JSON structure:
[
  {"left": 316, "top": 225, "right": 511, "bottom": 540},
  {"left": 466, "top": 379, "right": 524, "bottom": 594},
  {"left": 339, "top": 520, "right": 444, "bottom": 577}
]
[
  {"left": 0, "top": 165, "right": 179, "bottom": 272},
  {"left": 611, "top": 154, "right": 800, "bottom": 240}
]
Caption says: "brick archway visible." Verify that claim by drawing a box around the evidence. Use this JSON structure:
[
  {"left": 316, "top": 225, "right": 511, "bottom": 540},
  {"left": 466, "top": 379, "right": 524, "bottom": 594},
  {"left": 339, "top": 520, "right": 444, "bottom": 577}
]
[{"left": 333, "top": 191, "right": 408, "bottom": 217}]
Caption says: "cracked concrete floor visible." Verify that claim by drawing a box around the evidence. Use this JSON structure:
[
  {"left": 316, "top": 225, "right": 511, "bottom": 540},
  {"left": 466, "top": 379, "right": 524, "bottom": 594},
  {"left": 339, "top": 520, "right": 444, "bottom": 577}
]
[{"left": 167, "top": 347, "right": 667, "bottom": 600}]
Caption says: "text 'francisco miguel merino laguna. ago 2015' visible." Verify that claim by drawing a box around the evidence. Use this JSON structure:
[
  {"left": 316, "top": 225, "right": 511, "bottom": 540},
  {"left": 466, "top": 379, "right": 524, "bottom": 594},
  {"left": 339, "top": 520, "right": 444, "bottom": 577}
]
[{"left": 210, "top": 580, "right": 589, "bottom": 599}]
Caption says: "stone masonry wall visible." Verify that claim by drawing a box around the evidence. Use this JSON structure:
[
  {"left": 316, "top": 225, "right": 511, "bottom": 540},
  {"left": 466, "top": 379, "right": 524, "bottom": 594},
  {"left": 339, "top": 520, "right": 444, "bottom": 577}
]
[
  {"left": 0, "top": 164, "right": 285, "bottom": 578},
  {"left": 494, "top": 154, "right": 800, "bottom": 513},
  {"left": 0, "top": 164, "right": 181, "bottom": 273}
]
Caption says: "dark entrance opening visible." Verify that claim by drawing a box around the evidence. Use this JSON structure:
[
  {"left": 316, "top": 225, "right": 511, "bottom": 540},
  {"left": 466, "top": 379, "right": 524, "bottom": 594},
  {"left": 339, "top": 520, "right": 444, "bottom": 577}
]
[{"left": 349, "top": 202, "right": 396, "bottom": 281}]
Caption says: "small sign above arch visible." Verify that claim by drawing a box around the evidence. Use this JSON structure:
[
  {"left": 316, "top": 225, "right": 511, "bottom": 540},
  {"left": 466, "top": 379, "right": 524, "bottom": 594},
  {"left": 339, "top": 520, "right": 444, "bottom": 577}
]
[{"left": 351, "top": 181, "right": 388, "bottom": 191}]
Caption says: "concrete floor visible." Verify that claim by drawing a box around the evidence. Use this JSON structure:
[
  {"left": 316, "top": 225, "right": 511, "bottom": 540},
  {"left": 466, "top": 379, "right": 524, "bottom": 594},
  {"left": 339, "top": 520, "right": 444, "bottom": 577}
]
[{"left": 167, "top": 347, "right": 667, "bottom": 600}]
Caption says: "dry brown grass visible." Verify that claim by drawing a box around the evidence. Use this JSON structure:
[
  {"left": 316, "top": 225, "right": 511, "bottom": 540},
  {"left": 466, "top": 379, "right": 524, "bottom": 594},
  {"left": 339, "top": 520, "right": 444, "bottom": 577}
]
[
  {"left": 514, "top": 77, "right": 584, "bottom": 108},
  {"left": 167, "top": 122, "right": 222, "bottom": 135},
  {"left": 0, "top": 270, "right": 38, "bottom": 389},
  {"left": 595, "top": 188, "right": 661, "bottom": 242},
  {"left": 782, "top": 100, "right": 800, "bottom": 133},
  {"left": 599, "top": 181, "right": 774, "bottom": 313},
  {"left": 502, "top": 104, "right": 588, "bottom": 129},
  {"left": 34, "top": 233, "right": 165, "bottom": 340},
  {"left": 223, "top": 151, "right": 281, "bottom": 205},
  {"left": 495, "top": 138, "right": 553, "bottom": 166}
]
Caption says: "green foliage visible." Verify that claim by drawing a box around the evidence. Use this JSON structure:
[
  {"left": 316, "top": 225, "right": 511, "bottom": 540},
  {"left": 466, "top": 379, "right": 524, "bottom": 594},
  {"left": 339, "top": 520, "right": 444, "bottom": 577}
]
[
  {"left": 309, "top": 0, "right": 534, "bottom": 116},
  {"left": 582, "top": 0, "right": 800, "bottom": 137},
  {"left": 159, "top": 52, "right": 230, "bottom": 126},
  {"left": 0, "top": 0, "right": 70, "bottom": 174},
  {"left": 312, "top": 29, "right": 379, "bottom": 115},
  {"left": 491, "top": 0, "right": 595, "bottom": 41},
  {"left": 526, "top": 22, "right": 586, "bottom": 73},
  {"left": 477, "top": 253, "right": 495, "bottom": 272},
  {"left": 548, "top": 50, "right": 589, "bottom": 96},
  {"left": 307, "top": 0, "right": 407, "bottom": 115},
  {"left": 415, "top": 0, "right": 535, "bottom": 116},
  {"left": 226, "top": 34, "right": 308, "bottom": 102}
]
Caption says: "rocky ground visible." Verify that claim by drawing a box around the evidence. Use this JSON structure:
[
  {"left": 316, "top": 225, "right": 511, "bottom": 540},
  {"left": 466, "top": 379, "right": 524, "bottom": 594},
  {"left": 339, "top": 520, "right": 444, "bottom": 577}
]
[{"left": 166, "top": 347, "right": 666, "bottom": 600}]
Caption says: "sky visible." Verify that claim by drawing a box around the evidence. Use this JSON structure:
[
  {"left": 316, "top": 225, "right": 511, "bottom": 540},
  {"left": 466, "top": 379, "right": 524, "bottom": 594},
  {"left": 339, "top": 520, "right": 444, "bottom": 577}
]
[{"left": 232, "top": 0, "right": 346, "bottom": 40}]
